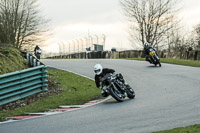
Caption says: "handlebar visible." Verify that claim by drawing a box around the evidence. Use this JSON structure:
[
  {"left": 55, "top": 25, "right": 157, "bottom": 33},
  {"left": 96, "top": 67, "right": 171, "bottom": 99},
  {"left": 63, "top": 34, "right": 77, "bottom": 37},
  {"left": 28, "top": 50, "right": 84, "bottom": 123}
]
[{"left": 100, "top": 73, "right": 113, "bottom": 82}]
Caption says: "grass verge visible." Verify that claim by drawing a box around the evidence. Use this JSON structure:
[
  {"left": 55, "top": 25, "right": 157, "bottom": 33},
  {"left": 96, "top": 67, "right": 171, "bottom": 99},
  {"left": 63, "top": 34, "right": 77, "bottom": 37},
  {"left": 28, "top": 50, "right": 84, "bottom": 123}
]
[
  {"left": 153, "top": 124, "right": 200, "bottom": 133},
  {"left": 125, "top": 58, "right": 200, "bottom": 67},
  {"left": 0, "top": 68, "right": 100, "bottom": 121}
]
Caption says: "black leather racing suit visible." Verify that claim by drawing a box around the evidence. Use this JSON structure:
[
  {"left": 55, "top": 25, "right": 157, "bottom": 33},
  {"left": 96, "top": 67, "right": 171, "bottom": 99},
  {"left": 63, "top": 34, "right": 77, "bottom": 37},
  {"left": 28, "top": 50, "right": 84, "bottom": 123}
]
[{"left": 95, "top": 68, "right": 115, "bottom": 88}]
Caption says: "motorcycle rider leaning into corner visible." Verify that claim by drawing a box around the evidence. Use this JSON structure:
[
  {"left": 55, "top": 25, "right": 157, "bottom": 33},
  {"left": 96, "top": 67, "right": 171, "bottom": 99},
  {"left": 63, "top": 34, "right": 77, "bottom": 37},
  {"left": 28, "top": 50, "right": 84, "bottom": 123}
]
[
  {"left": 94, "top": 64, "right": 127, "bottom": 97},
  {"left": 143, "top": 42, "right": 157, "bottom": 63}
]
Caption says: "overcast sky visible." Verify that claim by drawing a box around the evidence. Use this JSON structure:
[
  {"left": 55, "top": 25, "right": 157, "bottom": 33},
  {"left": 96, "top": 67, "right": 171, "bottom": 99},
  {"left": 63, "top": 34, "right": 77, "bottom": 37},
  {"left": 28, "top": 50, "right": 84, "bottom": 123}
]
[{"left": 38, "top": 0, "right": 200, "bottom": 53}]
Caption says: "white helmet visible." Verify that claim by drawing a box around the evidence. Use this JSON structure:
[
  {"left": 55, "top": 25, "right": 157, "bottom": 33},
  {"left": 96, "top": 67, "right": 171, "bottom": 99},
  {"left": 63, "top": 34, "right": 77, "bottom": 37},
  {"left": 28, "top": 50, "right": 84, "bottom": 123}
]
[
  {"left": 144, "top": 42, "right": 150, "bottom": 49},
  {"left": 94, "top": 64, "right": 103, "bottom": 75}
]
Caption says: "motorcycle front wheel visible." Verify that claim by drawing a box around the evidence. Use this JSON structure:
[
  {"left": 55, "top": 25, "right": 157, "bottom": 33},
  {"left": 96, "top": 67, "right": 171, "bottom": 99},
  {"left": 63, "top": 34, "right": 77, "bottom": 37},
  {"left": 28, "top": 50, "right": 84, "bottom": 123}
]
[
  {"left": 125, "top": 85, "right": 135, "bottom": 99},
  {"left": 109, "top": 86, "right": 124, "bottom": 102}
]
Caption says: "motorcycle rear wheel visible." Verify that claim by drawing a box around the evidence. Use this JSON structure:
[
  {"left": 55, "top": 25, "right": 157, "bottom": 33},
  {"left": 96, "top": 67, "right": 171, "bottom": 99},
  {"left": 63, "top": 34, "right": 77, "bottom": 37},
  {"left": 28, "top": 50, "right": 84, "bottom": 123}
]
[
  {"left": 159, "top": 62, "right": 161, "bottom": 67},
  {"left": 109, "top": 86, "right": 124, "bottom": 102}
]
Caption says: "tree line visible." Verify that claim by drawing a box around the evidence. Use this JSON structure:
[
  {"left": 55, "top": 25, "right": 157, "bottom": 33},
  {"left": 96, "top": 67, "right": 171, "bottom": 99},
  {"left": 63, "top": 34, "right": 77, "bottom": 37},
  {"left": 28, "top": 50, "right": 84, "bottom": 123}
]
[
  {"left": 1, "top": 0, "right": 200, "bottom": 53},
  {"left": 120, "top": 0, "right": 200, "bottom": 53},
  {"left": 0, "top": 0, "right": 49, "bottom": 50}
]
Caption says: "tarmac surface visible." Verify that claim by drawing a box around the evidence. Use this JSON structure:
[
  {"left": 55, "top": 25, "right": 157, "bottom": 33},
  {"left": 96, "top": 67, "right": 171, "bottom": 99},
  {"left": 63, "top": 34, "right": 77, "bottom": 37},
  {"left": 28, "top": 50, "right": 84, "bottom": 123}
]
[{"left": 0, "top": 59, "right": 200, "bottom": 133}]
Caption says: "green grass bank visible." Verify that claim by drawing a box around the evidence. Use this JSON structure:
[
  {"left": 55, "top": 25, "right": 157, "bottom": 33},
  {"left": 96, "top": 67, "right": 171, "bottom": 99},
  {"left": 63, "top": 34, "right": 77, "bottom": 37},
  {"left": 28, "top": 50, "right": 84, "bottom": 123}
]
[
  {"left": 153, "top": 124, "right": 200, "bottom": 133},
  {"left": 0, "top": 48, "right": 28, "bottom": 74}
]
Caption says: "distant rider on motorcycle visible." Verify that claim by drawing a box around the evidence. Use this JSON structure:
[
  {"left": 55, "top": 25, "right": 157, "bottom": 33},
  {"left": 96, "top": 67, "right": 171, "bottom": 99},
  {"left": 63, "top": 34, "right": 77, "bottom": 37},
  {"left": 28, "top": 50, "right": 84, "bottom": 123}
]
[
  {"left": 143, "top": 42, "right": 157, "bottom": 63},
  {"left": 34, "top": 45, "right": 41, "bottom": 59},
  {"left": 94, "top": 64, "right": 126, "bottom": 97}
]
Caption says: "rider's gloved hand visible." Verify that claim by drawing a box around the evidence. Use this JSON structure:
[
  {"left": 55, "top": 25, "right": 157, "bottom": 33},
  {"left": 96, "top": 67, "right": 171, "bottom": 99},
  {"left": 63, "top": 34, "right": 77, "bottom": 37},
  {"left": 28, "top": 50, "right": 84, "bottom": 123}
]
[
  {"left": 111, "top": 73, "right": 116, "bottom": 80},
  {"left": 112, "top": 72, "right": 116, "bottom": 76}
]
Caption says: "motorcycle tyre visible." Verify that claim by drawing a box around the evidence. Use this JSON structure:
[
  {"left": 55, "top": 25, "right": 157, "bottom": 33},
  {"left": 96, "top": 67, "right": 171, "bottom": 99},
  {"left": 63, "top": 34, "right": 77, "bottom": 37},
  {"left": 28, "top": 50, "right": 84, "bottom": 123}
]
[
  {"left": 109, "top": 86, "right": 124, "bottom": 102},
  {"left": 126, "top": 86, "right": 135, "bottom": 99},
  {"left": 159, "top": 62, "right": 161, "bottom": 67}
]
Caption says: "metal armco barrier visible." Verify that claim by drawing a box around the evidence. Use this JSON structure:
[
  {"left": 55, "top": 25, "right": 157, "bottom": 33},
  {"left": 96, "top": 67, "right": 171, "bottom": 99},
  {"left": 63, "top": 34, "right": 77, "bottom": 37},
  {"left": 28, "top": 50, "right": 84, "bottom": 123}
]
[
  {"left": 26, "top": 53, "right": 44, "bottom": 67},
  {"left": 0, "top": 65, "right": 48, "bottom": 106}
]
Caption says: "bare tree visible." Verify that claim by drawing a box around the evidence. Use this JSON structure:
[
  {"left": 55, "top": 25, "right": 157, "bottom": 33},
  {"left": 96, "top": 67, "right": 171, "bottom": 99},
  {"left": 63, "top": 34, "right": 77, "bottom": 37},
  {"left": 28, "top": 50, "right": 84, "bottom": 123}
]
[
  {"left": 0, "top": 0, "right": 50, "bottom": 50},
  {"left": 194, "top": 23, "right": 200, "bottom": 50},
  {"left": 168, "top": 30, "right": 198, "bottom": 54},
  {"left": 120, "top": 0, "right": 180, "bottom": 49},
  {"left": 174, "top": 23, "right": 200, "bottom": 53}
]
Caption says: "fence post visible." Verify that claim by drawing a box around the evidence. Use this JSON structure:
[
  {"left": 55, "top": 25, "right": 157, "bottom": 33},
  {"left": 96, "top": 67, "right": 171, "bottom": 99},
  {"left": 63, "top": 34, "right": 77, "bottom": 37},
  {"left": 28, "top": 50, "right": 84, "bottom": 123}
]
[
  {"left": 37, "top": 61, "right": 41, "bottom": 66},
  {"left": 41, "top": 66, "right": 48, "bottom": 91},
  {"left": 33, "top": 58, "right": 36, "bottom": 67},
  {"left": 26, "top": 53, "right": 29, "bottom": 62},
  {"left": 30, "top": 55, "right": 33, "bottom": 66}
]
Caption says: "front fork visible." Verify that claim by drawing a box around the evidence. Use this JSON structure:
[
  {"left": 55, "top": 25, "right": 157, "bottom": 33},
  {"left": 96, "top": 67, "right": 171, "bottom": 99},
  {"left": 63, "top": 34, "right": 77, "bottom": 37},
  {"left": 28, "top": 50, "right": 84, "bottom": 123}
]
[
  {"left": 152, "top": 54, "right": 159, "bottom": 63},
  {"left": 111, "top": 82, "right": 127, "bottom": 97}
]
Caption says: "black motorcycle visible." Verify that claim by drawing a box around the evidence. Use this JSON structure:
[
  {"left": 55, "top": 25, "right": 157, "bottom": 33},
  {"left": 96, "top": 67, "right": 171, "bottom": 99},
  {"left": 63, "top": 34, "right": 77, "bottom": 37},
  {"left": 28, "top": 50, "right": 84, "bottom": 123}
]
[
  {"left": 148, "top": 48, "right": 161, "bottom": 67},
  {"left": 100, "top": 73, "right": 135, "bottom": 102},
  {"left": 35, "top": 49, "right": 41, "bottom": 60}
]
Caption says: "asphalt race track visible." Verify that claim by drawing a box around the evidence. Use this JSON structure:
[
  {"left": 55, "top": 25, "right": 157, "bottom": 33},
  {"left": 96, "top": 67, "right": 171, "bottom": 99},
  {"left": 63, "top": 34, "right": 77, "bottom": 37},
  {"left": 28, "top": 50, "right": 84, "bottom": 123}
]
[{"left": 0, "top": 59, "right": 200, "bottom": 133}]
